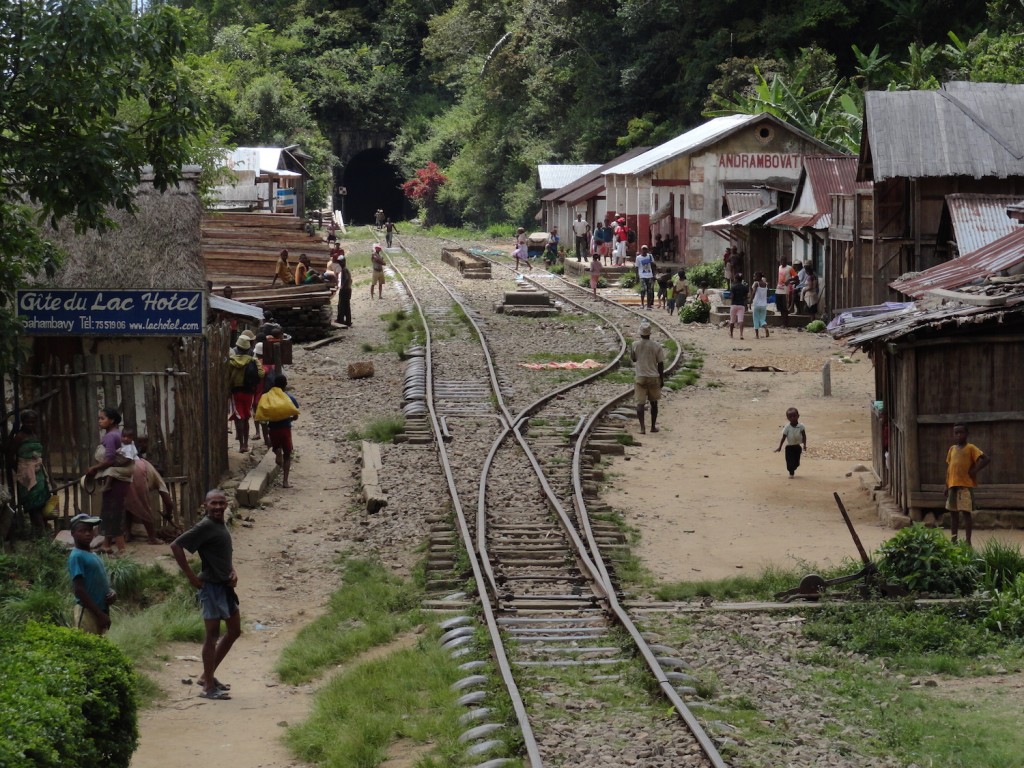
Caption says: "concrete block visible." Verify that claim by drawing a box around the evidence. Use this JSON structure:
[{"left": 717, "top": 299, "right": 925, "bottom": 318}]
[{"left": 237, "top": 449, "right": 280, "bottom": 508}]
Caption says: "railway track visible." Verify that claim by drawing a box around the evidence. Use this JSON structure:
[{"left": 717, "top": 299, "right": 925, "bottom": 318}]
[{"left": 375, "top": 232, "right": 728, "bottom": 767}]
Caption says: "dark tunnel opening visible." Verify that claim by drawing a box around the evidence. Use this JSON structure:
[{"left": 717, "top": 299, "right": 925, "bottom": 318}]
[{"left": 337, "top": 148, "right": 412, "bottom": 225}]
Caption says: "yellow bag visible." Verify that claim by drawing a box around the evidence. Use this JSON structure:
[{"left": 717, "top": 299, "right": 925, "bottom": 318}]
[
  {"left": 42, "top": 494, "right": 60, "bottom": 520},
  {"left": 255, "top": 387, "right": 299, "bottom": 422}
]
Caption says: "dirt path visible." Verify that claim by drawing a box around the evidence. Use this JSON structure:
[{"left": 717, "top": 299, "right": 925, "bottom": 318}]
[{"left": 130, "top": 428, "right": 342, "bottom": 768}]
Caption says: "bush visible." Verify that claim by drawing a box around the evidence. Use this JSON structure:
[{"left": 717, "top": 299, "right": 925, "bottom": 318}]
[
  {"left": 877, "top": 525, "right": 981, "bottom": 595},
  {"left": 618, "top": 272, "right": 638, "bottom": 289},
  {"left": 0, "top": 623, "right": 138, "bottom": 768},
  {"left": 679, "top": 300, "right": 711, "bottom": 324},
  {"left": 983, "top": 572, "right": 1024, "bottom": 636},
  {"left": 806, "top": 319, "right": 826, "bottom": 333},
  {"left": 979, "top": 538, "right": 1024, "bottom": 591},
  {"left": 685, "top": 260, "right": 726, "bottom": 290}
]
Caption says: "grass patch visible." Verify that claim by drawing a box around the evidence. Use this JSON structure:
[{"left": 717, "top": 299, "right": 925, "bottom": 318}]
[
  {"left": 415, "top": 223, "right": 505, "bottom": 240},
  {"left": 286, "top": 637, "right": 510, "bottom": 768},
  {"left": 276, "top": 558, "right": 424, "bottom": 684},
  {"left": 107, "top": 589, "right": 205, "bottom": 667},
  {"left": 350, "top": 415, "right": 406, "bottom": 443},
  {"left": 654, "top": 561, "right": 861, "bottom": 601},
  {"left": 381, "top": 308, "right": 425, "bottom": 356},
  {"left": 524, "top": 351, "right": 609, "bottom": 364}
]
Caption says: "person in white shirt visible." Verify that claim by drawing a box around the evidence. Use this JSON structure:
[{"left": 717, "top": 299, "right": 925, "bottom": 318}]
[{"left": 572, "top": 213, "right": 589, "bottom": 261}]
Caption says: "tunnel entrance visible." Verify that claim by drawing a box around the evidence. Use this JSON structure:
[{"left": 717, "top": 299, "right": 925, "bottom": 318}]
[{"left": 337, "top": 148, "right": 411, "bottom": 225}]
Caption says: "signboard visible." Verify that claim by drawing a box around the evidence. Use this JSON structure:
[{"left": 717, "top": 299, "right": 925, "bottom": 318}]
[
  {"left": 718, "top": 153, "right": 803, "bottom": 170},
  {"left": 16, "top": 289, "right": 206, "bottom": 337},
  {"left": 275, "top": 188, "right": 296, "bottom": 213}
]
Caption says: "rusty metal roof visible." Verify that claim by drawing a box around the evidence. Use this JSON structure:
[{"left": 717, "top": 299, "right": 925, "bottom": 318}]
[
  {"left": 864, "top": 82, "right": 1024, "bottom": 182},
  {"left": 766, "top": 155, "right": 856, "bottom": 231},
  {"left": 834, "top": 277, "right": 1024, "bottom": 347},
  {"left": 704, "top": 206, "right": 777, "bottom": 231},
  {"left": 946, "top": 193, "right": 1024, "bottom": 255},
  {"left": 891, "top": 226, "right": 1024, "bottom": 297}
]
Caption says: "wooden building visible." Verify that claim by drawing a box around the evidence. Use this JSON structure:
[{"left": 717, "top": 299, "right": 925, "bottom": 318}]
[
  {"left": 832, "top": 276, "right": 1024, "bottom": 522},
  {"left": 10, "top": 173, "right": 233, "bottom": 527},
  {"left": 848, "top": 82, "right": 1024, "bottom": 309}
]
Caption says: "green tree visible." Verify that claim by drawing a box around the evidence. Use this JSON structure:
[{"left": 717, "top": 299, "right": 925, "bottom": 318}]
[{"left": 0, "top": 0, "right": 208, "bottom": 370}]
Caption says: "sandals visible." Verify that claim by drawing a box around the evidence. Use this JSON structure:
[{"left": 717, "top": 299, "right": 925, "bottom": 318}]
[{"left": 199, "top": 688, "right": 231, "bottom": 700}]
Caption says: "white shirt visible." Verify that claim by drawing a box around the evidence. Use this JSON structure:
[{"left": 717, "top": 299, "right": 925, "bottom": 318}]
[
  {"left": 635, "top": 253, "right": 654, "bottom": 279},
  {"left": 572, "top": 219, "right": 588, "bottom": 237}
]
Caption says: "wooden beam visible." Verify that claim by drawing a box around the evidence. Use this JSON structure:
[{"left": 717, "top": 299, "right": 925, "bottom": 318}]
[
  {"left": 923, "top": 288, "right": 1008, "bottom": 306},
  {"left": 916, "top": 411, "right": 1024, "bottom": 424}
]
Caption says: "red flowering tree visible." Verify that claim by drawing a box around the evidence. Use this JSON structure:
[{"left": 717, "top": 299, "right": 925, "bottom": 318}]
[{"left": 401, "top": 162, "right": 447, "bottom": 225}]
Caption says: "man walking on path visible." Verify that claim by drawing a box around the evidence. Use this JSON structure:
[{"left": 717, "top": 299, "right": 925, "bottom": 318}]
[
  {"left": 371, "top": 245, "right": 386, "bottom": 298},
  {"left": 227, "top": 337, "right": 263, "bottom": 453},
  {"left": 572, "top": 213, "right": 589, "bottom": 261},
  {"left": 636, "top": 245, "right": 656, "bottom": 309},
  {"left": 630, "top": 322, "right": 665, "bottom": 435},
  {"left": 170, "top": 489, "right": 240, "bottom": 701},
  {"left": 729, "top": 273, "right": 749, "bottom": 340},
  {"left": 384, "top": 219, "right": 399, "bottom": 248}
]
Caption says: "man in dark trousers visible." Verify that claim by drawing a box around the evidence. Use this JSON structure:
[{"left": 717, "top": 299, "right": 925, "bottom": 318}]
[
  {"left": 170, "top": 489, "right": 240, "bottom": 701},
  {"left": 335, "top": 254, "right": 353, "bottom": 327}
]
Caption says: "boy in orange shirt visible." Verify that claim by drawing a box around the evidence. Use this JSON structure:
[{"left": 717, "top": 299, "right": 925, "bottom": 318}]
[{"left": 944, "top": 424, "right": 990, "bottom": 546}]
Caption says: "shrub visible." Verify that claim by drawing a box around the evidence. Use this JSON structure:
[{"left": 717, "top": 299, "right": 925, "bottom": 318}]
[
  {"left": 979, "top": 538, "right": 1024, "bottom": 591},
  {"left": 983, "top": 573, "right": 1024, "bottom": 636},
  {"left": 0, "top": 622, "right": 138, "bottom": 768},
  {"left": 679, "top": 300, "right": 710, "bottom": 324},
  {"left": 877, "top": 525, "right": 980, "bottom": 595},
  {"left": 618, "top": 272, "right": 638, "bottom": 289},
  {"left": 685, "top": 260, "right": 726, "bottom": 289},
  {"left": 806, "top": 319, "right": 826, "bottom": 333}
]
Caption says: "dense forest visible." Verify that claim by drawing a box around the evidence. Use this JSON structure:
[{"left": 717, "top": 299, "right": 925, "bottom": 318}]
[{"left": 14, "top": 0, "right": 1024, "bottom": 230}]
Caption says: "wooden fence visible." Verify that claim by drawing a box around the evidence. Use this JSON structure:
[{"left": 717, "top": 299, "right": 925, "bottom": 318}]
[{"left": 8, "top": 323, "right": 231, "bottom": 530}]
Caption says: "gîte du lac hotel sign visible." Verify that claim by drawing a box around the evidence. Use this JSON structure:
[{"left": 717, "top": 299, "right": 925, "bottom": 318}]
[
  {"left": 719, "top": 153, "right": 803, "bottom": 170},
  {"left": 17, "top": 289, "right": 206, "bottom": 336}
]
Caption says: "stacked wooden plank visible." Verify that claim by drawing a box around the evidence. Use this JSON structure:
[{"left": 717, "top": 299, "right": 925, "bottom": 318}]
[
  {"left": 227, "top": 284, "right": 334, "bottom": 342},
  {"left": 203, "top": 212, "right": 336, "bottom": 340},
  {"left": 202, "top": 211, "right": 331, "bottom": 288}
]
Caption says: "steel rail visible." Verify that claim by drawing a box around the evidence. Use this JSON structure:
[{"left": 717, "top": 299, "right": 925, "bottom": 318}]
[
  {"left": 380, "top": 245, "right": 545, "bottom": 768},
  {"left": 453, "top": 246, "right": 728, "bottom": 768},
  {"left": 392, "top": 236, "right": 726, "bottom": 767}
]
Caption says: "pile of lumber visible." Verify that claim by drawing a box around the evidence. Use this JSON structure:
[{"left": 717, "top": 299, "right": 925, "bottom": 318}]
[
  {"left": 227, "top": 284, "right": 334, "bottom": 342},
  {"left": 202, "top": 211, "right": 331, "bottom": 289}
]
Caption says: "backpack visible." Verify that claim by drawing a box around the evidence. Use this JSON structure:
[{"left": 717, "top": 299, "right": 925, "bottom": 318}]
[
  {"left": 241, "top": 359, "right": 261, "bottom": 391},
  {"left": 627, "top": 229, "right": 637, "bottom": 244}
]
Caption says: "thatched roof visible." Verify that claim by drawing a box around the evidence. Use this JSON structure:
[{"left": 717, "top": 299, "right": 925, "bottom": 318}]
[{"left": 47, "top": 178, "right": 205, "bottom": 291}]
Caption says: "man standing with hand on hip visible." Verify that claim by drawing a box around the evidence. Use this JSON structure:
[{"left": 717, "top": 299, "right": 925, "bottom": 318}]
[{"left": 170, "top": 489, "right": 240, "bottom": 701}]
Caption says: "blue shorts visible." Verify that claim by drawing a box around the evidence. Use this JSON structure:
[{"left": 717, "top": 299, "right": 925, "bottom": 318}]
[{"left": 199, "top": 582, "right": 239, "bottom": 621}]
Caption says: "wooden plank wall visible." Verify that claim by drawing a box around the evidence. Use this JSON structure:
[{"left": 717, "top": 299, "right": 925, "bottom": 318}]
[
  {"left": 16, "top": 325, "right": 234, "bottom": 529},
  {"left": 890, "top": 336, "right": 1024, "bottom": 512}
]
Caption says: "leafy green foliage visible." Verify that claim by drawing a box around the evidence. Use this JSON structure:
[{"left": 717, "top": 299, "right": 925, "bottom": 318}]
[
  {"left": 684, "top": 260, "right": 726, "bottom": 290},
  {"left": 982, "top": 573, "right": 1024, "bottom": 636},
  {"left": 806, "top": 319, "right": 827, "bottom": 333},
  {"left": 0, "top": 0, "right": 209, "bottom": 371},
  {"left": 618, "top": 272, "right": 639, "bottom": 289},
  {"left": 679, "top": 300, "right": 711, "bottom": 324},
  {"left": 0, "top": 623, "right": 138, "bottom": 768},
  {"left": 803, "top": 602, "right": 998, "bottom": 658},
  {"left": 979, "top": 538, "right": 1024, "bottom": 591},
  {"left": 877, "top": 525, "right": 981, "bottom": 595}
]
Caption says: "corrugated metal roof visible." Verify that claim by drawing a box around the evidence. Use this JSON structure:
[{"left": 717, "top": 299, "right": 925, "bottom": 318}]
[
  {"left": 566, "top": 178, "right": 606, "bottom": 206},
  {"left": 891, "top": 227, "right": 1024, "bottom": 297},
  {"left": 766, "top": 155, "right": 856, "bottom": 230},
  {"left": 704, "top": 206, "right": 777, "bottom": 231},
  {"left": 946, "top": 194, "right": 1024, "bottom": 255},
  {"left": 541, "top": 147, "right": 651, "bottom": 203},
  {"left": 726, "top": 190, "right": 772, "bottom": 212},
  {"left": 538, "top": 164, "right": 601, "bottom": 190},
  {"left": 865, "top": 82, "right": 1024, "bottom": 181},
  {"left": 605, "top": 113, "right": 835, "bottom": 177}
]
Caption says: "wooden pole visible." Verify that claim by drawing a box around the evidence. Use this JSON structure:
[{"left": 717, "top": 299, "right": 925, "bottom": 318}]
[{"left": 822, "top": 360, "right": 832, "bottom": 397}]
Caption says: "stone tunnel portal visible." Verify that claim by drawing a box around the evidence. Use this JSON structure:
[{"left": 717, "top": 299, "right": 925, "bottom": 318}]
[{"left": 338, "top": 148, "right": 411, "bottom": 225}]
